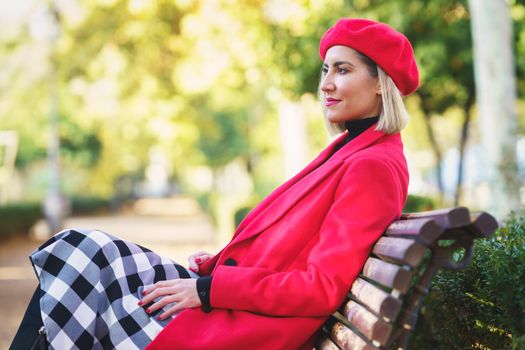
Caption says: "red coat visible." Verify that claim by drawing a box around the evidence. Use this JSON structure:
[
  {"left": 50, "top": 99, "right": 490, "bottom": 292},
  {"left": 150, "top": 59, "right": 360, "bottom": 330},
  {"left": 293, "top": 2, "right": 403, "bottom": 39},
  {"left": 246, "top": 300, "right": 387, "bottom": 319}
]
[{"left": 147, "top": 127, "right": 409, "bottom": 350}]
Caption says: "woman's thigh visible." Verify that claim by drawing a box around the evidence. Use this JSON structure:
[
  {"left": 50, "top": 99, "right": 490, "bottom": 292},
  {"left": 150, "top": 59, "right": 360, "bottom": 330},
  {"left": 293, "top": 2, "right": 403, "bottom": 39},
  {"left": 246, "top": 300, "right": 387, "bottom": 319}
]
[{"left": 30, "top": 228, "right": 197, "bottom": 349}]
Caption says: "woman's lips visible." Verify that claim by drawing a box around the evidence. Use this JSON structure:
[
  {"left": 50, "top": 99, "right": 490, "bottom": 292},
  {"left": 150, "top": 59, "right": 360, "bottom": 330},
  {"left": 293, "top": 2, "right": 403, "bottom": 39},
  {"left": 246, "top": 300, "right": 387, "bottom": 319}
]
[{"left": 325, "top": 97, "right": 341, "bottom": 107}]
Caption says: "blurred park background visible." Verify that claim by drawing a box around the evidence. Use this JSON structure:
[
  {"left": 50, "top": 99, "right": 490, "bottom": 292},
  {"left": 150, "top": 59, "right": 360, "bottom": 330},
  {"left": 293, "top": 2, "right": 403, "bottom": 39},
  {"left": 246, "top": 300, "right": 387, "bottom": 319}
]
[{"left": 1, "top": 0, "right": 525, "bottom": 349}]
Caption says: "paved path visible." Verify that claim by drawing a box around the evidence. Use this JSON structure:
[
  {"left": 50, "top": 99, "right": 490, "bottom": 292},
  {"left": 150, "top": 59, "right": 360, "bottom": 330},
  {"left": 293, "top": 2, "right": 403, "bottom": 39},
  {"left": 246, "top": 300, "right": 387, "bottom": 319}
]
[{"left": 0, "top": 197, "right": 219, "bottom": 349}]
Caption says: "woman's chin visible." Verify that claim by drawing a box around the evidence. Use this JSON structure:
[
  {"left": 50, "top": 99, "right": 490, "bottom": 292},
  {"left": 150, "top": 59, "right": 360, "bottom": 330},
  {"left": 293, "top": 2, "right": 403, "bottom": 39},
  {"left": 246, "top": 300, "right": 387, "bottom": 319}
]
[{"left": 326, "top": 115, "right": 342, "bottom": 124}]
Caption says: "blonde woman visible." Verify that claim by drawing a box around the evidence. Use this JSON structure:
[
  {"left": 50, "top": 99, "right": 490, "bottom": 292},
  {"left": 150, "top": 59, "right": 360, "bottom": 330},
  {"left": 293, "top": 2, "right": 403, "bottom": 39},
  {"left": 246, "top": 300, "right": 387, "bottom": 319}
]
[{"left": 11, "top": 18, "right": 418, "bottom": 350}]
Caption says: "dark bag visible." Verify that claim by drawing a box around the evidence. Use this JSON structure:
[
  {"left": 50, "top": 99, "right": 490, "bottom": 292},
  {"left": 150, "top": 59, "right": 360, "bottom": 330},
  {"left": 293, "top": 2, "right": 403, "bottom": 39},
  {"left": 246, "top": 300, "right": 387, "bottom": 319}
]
[{"left": 29, "top": 327, "right": 47, "bottom": 350}]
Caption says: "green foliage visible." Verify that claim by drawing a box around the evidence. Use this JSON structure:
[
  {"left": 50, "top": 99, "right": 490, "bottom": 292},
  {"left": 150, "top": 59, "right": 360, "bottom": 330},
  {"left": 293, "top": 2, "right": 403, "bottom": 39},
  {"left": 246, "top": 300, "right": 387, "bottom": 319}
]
[
  {"left": 0, "top": 203, "right": 42, "bottom": 239},
  {"left": 267, "top": 2, "right": 348, "bottom": 97},
  {"left": 2, "top": 0, "right": 524, "bottom": 202},
  {"left": 512, "top": 0, "right": 525, "bottom": 100},
  {"left": 197, "top": 109, "right": 250, "bottom": 168},
  {"left": 403, "top": 194, "right": 436, "bottom": 213},
  {"left": 410, "top": 213, "right": 525, "bottom": 349},
  {"left": 59, "top": 116, "right": 102, "bottom": 167},
  {"left": 234, "top": 204, "right": 255, "bottom": 228},
  {"left": 394, "top": 0, "right": 475, "bottom": 113},
  {"left": 70, "top": 196, "right": 111, "bottom": 216},
  {"left": 0, "top": 197, "right": 112, "bottom": 240},
  {"left": 195, "top": 193, "right": 212, "bottom": 217}
]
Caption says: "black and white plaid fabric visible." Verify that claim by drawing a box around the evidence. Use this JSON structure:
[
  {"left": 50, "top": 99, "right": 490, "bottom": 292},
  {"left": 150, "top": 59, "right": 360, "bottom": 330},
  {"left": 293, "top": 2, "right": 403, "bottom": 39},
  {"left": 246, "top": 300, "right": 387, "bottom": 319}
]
[{"left": 30, "top": 228, "right": 198, "bottom": 350}]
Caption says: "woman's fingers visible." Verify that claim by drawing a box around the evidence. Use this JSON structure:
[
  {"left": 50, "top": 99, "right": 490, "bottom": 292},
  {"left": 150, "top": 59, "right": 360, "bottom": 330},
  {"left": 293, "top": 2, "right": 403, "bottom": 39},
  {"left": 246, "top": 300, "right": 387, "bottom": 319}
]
[
  {"left": 187, "top": 251, "right": 204, "bottom": 271},
  {"left": 188, "top": 259, "right": 199, "bottom": 273},
  {"left": 157, "top": 301, "right": 188, "bottom": 320},
  {"left": 187, "top": 251, "right": 209, "bottom": 262},
  {"left": 146, "top": 290, "right": 178, "bottom": 314},
  {"left": 142, "top": 280, "right": 168, "bottom": 298},
  {"left": 187, "top": 251, "right": 213, "bottom": 272},
  {"left": 156, "top": 283, "right": 201, "bottom": 320},
  {"left": 138, "top": 279, "right": 200, "bottom": 318},
  {"left": 139, "top": 289, "right": 163, "bottom": 307},
  {"left": 196, "top": 253, "right": 213, "bottom": 263},
  {"left": 140, "top": 283, "right": 180, "bottom": 314},
  {"left": 141, "top": 280, "right": 176, "bottom": 305}
]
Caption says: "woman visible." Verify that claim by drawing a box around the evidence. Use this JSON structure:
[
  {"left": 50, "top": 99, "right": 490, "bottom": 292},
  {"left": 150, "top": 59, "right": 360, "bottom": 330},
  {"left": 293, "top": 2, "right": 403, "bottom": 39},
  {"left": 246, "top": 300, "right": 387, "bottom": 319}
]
[{"left": 11, "top": 18, "right": 418, "bottom": 350}]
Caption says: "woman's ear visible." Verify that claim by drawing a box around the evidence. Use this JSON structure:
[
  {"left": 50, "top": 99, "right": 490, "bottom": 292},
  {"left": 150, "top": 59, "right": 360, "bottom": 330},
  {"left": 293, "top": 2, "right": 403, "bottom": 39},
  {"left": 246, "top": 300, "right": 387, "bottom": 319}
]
[{"left": 376, "top": 80, "right": 382, "bottom": 95}]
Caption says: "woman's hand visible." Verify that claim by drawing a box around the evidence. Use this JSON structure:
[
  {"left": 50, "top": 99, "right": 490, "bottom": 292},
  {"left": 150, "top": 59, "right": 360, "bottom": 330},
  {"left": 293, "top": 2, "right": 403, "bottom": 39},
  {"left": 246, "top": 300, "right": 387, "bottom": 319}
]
[
  {"left": 187, "top": 251, "right": 214, "bottom": 273},
  {"left": 139, "top": 279, "right": 201, "bottom": 320}
]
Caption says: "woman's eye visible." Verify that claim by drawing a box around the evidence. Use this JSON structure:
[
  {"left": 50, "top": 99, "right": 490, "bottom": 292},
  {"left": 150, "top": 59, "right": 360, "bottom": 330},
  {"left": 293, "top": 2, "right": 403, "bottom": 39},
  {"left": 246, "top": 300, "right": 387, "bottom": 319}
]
[
  {"left": 321, "top": 67, "right": 328, "bottom": 75},
  {"left": 337, "top": 68, "right": 348, "bottom": 74}
]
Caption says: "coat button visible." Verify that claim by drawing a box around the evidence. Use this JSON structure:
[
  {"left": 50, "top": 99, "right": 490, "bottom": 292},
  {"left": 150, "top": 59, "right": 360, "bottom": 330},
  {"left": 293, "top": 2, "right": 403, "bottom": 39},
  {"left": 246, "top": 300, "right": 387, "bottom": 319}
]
[
  {"left": 201, "top": 304, "right": 212, "bottom": 313},
  {"left": 224, "top": 258, "right": 237, "bottom": 266}
]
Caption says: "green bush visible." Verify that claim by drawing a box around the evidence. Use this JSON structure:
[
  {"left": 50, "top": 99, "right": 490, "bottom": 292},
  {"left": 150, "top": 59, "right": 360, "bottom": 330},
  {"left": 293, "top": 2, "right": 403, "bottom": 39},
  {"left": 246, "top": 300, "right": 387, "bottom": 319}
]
[
  {"left": 409, "top": 212, "right": 525, "bottom": 350},
  {"left": 0, "top": 202, "right": 42, "bottom": 239},
  {"left": 403, "top": 194, "right": 436, "bottom": 213},
  {"left": 195, "top": 193, "right": 212, "bottom": 217},
  {"left": 70, "top": 196, "right": 111, "bottom": 216},
  {"left": 234, "top": 205, "right": 254, "bottom": 228}
]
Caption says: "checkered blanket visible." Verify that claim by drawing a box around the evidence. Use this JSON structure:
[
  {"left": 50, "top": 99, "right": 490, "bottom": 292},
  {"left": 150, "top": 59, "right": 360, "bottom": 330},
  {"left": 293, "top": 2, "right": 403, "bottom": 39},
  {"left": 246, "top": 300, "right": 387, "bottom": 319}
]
[{"left": 30, "top": 228, "right": 198, "bottom": 350}]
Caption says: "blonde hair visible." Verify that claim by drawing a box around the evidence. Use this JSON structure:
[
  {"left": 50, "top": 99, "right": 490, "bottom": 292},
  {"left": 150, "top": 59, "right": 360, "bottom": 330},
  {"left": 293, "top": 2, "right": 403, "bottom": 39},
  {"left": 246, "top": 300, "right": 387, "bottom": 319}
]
[{"left": 320, "top": 66, "right": 409, "bottom": 136}]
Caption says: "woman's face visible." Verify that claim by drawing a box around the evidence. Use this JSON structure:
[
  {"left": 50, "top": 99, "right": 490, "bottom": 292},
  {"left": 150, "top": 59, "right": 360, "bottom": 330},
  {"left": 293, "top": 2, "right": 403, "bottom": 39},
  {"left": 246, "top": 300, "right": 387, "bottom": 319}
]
[{"left": 320, "top": 46, "right": 382, "bottom": 123}]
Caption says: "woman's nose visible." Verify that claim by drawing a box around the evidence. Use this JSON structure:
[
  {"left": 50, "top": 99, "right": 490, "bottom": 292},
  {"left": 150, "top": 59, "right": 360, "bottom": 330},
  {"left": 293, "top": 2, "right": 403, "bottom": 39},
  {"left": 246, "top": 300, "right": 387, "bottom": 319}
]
[{"left": 320, "top": 78, "right": 335, "bottom": 92}]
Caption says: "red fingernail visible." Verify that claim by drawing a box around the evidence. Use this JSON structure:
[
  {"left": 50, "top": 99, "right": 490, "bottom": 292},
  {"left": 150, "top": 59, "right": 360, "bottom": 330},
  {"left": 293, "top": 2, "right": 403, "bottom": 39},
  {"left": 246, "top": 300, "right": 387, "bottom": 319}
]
[
  {"left": 138, "top": 301, "right": 143, "bottom": 306},
  {"left": 143, "top": 290, "right": 148, "bottom": 295},
  {"left": 157, "top": 316, "right": 162, "bottom": 321},
  {"left": 195, "top": 258, "right": 201, "bottom": 263},
  {"left": 146, "top": 308, "right": 151, "bottom": 313}
]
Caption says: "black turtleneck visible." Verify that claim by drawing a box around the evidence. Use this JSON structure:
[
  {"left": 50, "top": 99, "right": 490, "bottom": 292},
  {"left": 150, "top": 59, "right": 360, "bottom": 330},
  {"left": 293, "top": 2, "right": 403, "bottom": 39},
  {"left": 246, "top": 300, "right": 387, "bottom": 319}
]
[{"left": 344, "top": 116, "right": 380, "bottom": 144}]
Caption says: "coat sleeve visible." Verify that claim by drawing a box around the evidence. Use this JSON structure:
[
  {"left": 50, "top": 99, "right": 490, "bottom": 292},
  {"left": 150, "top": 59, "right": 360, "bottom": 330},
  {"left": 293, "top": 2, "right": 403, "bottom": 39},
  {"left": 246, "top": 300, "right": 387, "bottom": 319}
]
[{"left": 209, "top": 157, "right": 405, "bottom": 317}]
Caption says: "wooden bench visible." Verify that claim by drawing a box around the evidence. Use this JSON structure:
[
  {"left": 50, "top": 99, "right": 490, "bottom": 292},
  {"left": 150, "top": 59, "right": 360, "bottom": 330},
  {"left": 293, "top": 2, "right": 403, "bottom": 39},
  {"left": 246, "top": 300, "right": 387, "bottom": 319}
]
[{"left": 315, "top": 207, "right": 499, "bottom": 350}]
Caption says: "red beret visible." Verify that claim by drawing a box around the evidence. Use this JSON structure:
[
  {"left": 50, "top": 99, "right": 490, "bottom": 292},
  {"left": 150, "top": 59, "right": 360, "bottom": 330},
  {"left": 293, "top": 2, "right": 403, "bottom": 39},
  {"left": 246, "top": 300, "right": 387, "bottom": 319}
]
[{"left": 319, "top": 18, "right": 419, "bottom": 96}]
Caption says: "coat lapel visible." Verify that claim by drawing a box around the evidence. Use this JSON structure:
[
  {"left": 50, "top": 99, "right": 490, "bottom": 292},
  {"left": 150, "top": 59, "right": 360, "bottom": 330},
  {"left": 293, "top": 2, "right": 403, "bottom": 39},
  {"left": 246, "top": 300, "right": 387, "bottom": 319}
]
[
  {"left": 232, "top": 132, "right": 347, "bottom": 236},
  {"left": 231, "top": 126, "right": 390, "bottom": 245},
  {"left": 233, "top": 156, "right": 343, "bottom": 244},
  {"left": 331, "top": 127, "right": 391, "bottom": 163}
]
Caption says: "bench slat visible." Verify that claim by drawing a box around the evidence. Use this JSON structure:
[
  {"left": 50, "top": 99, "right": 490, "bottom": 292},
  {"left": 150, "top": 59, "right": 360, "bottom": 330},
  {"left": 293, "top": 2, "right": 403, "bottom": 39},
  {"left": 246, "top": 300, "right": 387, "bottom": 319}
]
[
  {"left": 316, "top": 335, "right": 341, "bottom": 350},
  {"left": 438, "top": 212, "right": 498, "bottom": 241},
  {"left": 321, "top": 208, "right": 498, "bottom": 350},
  {"left": 361, "top": 257, "right": 412, "bottom": 293},
  {"left": 385, "top": 218, "right": 444, "bottom": 246},
  {"left": 342, "top": 301, "right": 393, "bottom": 346},
  {"left": 401, "top": 207, "right": 470, "bottom": 229},
  {"left": 468, "top": 212, "right": 499, "bottom": 238},
  {"left": 372, "top": 237, "right": 426, "bottom": 268},
  {"left": 331, "top": 321, "right": 379, "bottom": 350},
  {"left": 350, "top": 278, "right": 402, "bottom": 322}
]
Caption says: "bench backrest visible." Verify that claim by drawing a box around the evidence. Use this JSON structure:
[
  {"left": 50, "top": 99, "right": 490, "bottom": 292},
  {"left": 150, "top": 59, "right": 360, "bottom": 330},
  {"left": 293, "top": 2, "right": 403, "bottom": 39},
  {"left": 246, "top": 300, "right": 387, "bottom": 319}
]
[{"left": 316, "top": 207, "right": 499, "bottom": 350}]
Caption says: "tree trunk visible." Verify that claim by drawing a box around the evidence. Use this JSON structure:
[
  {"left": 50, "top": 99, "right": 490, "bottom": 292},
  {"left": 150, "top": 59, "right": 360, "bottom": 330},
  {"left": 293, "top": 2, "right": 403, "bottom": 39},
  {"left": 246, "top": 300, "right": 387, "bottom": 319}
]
[
  {"left": 279, "top": 100, "right": 308, "bottom": 180},
  {"left": 454, "top": 87, "right": 475, "bottom": 206},
  {"left": 468, "top": 0, "right": 520, "bottom": 218},
  {"left": 418, "top": 94, "right": 444, "bottom": 202}
]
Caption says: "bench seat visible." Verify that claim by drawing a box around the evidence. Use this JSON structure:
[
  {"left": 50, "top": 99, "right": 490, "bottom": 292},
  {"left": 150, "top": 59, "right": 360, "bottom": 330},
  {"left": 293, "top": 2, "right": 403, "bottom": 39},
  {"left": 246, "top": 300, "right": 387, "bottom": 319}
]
[{"left": 315, "top": 207, "right": 498, "bottom": 350}]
